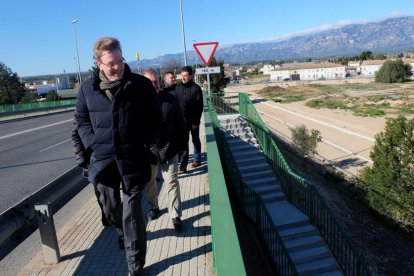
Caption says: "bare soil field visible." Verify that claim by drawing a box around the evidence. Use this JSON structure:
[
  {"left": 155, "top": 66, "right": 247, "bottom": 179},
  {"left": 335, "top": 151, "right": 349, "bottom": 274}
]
[{"left": 224, "top": 79, "right": 414, "bottom": 275}]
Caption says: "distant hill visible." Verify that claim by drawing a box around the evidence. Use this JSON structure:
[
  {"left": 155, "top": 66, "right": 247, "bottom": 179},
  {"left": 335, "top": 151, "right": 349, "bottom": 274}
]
[{"left": 128, "top": 16, "right": 414, "bottom": 68}]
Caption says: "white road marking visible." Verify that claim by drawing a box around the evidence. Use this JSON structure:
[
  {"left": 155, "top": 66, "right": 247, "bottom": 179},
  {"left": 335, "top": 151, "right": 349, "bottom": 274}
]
[
  {"left": 0, "top": 119, "right": 72, "bottom": 140},
  {"left": 39, "top": 139, "right": 71, "bottom": 152},
  {"left": 260, "top": 101, "right": 375, "bottom": 142},
  {"left": 260, "top": 110, "right": 373, "bottom": 164}
]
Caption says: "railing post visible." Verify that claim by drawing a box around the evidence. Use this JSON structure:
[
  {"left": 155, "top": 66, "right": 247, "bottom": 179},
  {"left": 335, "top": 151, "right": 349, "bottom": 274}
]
[{"left": 34, "top": 204, "right": 60, "bottom": 264}]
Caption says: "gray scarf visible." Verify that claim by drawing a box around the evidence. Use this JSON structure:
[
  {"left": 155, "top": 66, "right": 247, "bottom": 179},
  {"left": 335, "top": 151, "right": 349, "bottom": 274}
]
[{"left": 99, "top": 71, "right": 122, "bottom": 102}]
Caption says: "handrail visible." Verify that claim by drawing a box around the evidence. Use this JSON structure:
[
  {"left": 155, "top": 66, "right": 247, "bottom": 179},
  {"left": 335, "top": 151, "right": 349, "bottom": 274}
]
[
  {"left": 211, "top": 92, "right": 371, "bottom": 276},
  {"left": 203, "top": 99, "right": 247, "bottom": 275},
  {"left": 0, "top": 99, "right": 76, "bottom": 115},
  {"left": 0, "top": 166, "right": 88, "bottom": 260},
  {"left": 207, "top": 95, "right": 297, "bottom": 275}
]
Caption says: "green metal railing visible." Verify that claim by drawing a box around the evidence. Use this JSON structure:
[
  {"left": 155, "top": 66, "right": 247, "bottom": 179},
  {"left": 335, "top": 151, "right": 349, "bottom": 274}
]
[
  {"left": 207, "top": 94, "right": 297, "bottom": 275},
  {"left": 203, "top": 103, "right": 246, "bottom": 275},
  {"left": 0, "top": 99, "right": 76, "bottom": 114},
  {"left": 209, "top": 92, "right": 372, "bottom": 276}
]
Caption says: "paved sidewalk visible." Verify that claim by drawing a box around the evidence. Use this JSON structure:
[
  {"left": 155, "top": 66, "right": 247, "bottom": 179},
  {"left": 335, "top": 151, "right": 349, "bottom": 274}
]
[{"left": 18, "top": 122, "right": 213, "bottom": 276}]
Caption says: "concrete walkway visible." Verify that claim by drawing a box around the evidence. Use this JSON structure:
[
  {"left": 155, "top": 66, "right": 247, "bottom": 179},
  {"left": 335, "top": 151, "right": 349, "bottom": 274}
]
[{"left": 18, "top": 121, "right": 213, "bottom": 276}]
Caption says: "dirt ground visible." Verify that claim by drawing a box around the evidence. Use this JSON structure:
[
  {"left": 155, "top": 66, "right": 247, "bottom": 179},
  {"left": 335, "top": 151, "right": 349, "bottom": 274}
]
[{"left": 224, "top": 79, "right": 414, "bottom": 275}]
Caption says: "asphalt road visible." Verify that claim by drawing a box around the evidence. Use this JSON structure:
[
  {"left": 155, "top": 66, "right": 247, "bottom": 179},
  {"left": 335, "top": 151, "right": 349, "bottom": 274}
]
[{"left": 0, "top": 111, "right": 77, "bottom": 213}]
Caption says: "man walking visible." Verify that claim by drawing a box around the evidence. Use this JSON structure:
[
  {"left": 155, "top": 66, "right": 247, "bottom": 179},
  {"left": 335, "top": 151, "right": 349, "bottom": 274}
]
[
  {"left": 143, "top": 69, "right": 187, "bottom": 230},
  {"left": 174, "top": 66, "right": 203, "bottom": 173},
  {"left": 74, "top": 37, "right": 161, "bottom": 276}
]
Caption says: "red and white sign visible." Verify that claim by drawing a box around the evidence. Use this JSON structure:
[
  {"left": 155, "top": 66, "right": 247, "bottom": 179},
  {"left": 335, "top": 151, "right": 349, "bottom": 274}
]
[{"left": 193, "top": 42, "right": 219, "bottom": 67}]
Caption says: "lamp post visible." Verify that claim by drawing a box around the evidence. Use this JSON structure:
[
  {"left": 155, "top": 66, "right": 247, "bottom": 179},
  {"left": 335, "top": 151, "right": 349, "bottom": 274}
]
[
  {"left": 72, "top": 19, "right": 82, "bottom": 84},
  {"left": 192, "top": 39, "right": 198, "bottom": 83},
  {"left": 179, "top": 0, "right": 187, "bottom": 66}
]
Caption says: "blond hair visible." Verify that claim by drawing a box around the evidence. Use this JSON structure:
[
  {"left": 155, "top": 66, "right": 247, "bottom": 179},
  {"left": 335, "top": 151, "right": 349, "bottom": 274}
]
[{"left": 93, "top": 37, "right": 122, "bottom": 61}]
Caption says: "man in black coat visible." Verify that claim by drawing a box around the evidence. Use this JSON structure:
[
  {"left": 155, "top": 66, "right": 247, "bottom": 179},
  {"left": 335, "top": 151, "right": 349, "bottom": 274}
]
[
  {"left": 143, "top": 69, "right": 187, "bottom": 230},
  {"left": 174, "top": 66, "right": 203, "bottom": 173},
  {"left": 74, "top": 37, "right": 161, "bottom": 276}
]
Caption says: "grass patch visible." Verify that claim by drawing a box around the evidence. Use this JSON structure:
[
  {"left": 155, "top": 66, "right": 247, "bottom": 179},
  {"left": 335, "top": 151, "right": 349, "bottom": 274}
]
[
  {"left": 352, "top": 107, "right": 386, "bottom": 117},
  {"left": 399, "top": 105, "right": 414, "bottom": 115},
  {"left": 306, "top": 97, "right": 348, "bottom": 109},
  {"left": 282, "top": 95, "right": 306, "bottom": 103}
]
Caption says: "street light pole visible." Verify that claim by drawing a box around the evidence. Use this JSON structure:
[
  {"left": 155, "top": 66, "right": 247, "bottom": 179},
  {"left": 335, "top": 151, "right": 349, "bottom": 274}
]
[
  {"left": 72, "top": 19, "right": 82, "bottom": 84},
  {"left": 192, "top": 39, "right": 198, "bottom": 83},
  {"left": 179, "top": 0, "right": 187, "bottom": 66}
]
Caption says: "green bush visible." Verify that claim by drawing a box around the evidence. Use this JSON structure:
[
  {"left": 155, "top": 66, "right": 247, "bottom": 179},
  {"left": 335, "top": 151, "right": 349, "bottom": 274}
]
[
  {"left": 375, "top": 60, "right": 412, "bottom": 83},
  {"left": 360, "top": 117, "right": 414, "bottom": 231},
  {"left": 290, "top": 124, "right": 322, "bottom": 155},
  {"left": 45, "top": 90, "right": 59, "bottom": 101}
]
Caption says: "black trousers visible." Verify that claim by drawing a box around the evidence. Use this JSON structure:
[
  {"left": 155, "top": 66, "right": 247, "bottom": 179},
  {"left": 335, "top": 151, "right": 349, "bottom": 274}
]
[{"left": 95, "top": 164, "right": 146, "bottom": 274}]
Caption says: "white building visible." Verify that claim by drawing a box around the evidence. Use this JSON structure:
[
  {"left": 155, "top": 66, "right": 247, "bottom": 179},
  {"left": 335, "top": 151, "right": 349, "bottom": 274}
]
[
  {"left": 260, "top": 64, "right": 276, "bottom": 75},
  {"left": 269, "top": 62, "right": 346, "bottom": 81},
  {"left": 360, "top": 60, "right": 386, "bottom": 76}
]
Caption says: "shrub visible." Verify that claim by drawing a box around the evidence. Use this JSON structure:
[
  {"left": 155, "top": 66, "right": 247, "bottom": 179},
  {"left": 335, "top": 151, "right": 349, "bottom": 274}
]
[
  {"left": 291, "top": 124, "right": 322, "bottom": 155},
  {"left": 375, "top": 60, "right": 411, "bottom": 83},
  {"left": 360, "top": 117, "right": 414, "bottom": 231}
]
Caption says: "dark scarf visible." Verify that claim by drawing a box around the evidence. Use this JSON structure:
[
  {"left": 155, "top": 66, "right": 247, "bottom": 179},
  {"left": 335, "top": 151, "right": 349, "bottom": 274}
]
[{"left": 99, "top": 70, "right": 123, "bottom": 102}]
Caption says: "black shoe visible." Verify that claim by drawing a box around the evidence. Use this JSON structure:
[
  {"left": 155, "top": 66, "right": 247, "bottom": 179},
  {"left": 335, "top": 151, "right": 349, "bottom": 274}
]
[
  {"left": 172, "top": 217, "right": 183, "bottom": 230},
  {"left": 147, "top": 208, "right": 160, "bottom": 221},
  {"left": 179, "top": 166, "right": 187, "bottom": 173},
  {"left": 101, "top": 214, "right": 110, "bottom": 227},
  {"left": 129, "top": 267, "right": 143, "bottom": 276},
  {"left": 118, "top": 235, "right": 125, "bottom": 250}
]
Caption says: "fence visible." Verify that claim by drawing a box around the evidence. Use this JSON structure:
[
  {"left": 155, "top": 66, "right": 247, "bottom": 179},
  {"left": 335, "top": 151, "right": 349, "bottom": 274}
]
[
  {"left": 0, "top": 99, "right": 76, "bottom": 114},
  {"left": 208, "top": 92, "right": 372, "bottom": 276}
]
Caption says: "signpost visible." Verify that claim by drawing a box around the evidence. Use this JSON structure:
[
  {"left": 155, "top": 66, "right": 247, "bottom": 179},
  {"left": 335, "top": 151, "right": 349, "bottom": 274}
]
[{"left": 193, "top": 42, "right": 219, "bottom": 95}]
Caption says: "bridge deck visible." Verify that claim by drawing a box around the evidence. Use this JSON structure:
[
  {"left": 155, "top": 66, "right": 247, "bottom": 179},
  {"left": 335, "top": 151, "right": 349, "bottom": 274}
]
[{"left": 18, "top": 121, "right": 213, "bottom": 276}]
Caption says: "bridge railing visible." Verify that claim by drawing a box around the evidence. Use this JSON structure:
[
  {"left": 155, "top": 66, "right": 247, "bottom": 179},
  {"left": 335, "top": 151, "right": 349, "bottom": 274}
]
[
  {"left": 207, "top": 93, "right": 298, "bottom": 275},
  {"left": 203, "top": 101, "right": 247, "bottom": 275},
  {"left": 209, "top": 92, "right": 372, "bottom": 276},
  {"left": 0, "top": 99, "right": 76, "bottom": 117}
]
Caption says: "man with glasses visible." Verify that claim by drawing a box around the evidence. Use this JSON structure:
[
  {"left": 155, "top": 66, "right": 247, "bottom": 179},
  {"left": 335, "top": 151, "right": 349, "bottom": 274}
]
[{"left": 74, "top": 37, "right": 161, "bottom": 276}]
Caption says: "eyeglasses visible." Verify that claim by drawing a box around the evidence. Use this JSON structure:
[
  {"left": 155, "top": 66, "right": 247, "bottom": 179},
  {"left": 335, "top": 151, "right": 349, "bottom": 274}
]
[{"left": 100, "top": 58, "right": 125, "bottom": 68}]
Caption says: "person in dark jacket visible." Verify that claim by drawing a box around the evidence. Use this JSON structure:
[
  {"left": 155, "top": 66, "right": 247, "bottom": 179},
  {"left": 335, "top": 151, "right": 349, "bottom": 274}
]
[
  {"left": 143, "top": 69, "right": 187, "bottom": 230},
  {"left": 174, "top": 66, "right": 203, "bottom": 173},
  {"left": 71, "top": 117, "right": 108, "bottom": 227},
  {"left": 74, "top": 37, "right": 161, "bottom": 276}
]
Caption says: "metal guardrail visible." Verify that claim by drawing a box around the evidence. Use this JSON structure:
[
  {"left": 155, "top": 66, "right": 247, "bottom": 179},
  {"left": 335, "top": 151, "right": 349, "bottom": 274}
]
[
  {"left": 203, "top": 100, "right": 247, "bottom": 275},
  {"left": 0, "top": 166, "right": 88, "bottom": 263},
  {"left": 209, "top": 92, "right": 372, "bottom": 276}
]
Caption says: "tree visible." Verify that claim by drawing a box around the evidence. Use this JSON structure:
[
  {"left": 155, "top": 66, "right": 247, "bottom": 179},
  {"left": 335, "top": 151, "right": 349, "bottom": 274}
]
[
  {"left": 360, "top": 117, "right": 414, "bottom": 229},
  {"left": 290, "top": 124, "right": 322, "bottom": 156},
  {"left": 375, "top": 60, "right": 411, "bottom": 83},
  {"left": 198, "top": 58, "right": 230, "bottom": 93},
  {"left": 359, "top": 51, "right": 374, "bottom": 61},
  {"left": 0, "top": 63, "right": 27, "bottom": 105}
]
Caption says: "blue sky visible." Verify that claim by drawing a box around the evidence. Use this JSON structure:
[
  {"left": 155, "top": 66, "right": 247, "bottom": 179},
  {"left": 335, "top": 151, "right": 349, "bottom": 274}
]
[{"left": 1, "top": 0, "right": 413, "bottom": 77}]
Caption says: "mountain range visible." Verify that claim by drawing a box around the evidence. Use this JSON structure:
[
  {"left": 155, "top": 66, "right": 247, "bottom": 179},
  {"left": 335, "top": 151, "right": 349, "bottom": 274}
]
[{"left": 130, "top": 16, "right": 414, "bottom": 68}]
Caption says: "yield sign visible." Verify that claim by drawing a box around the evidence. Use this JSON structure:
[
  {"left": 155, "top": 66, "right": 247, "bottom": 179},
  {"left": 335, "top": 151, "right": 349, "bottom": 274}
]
[{"left": 193, "top": 42, "right": 219, "bottom": 67}]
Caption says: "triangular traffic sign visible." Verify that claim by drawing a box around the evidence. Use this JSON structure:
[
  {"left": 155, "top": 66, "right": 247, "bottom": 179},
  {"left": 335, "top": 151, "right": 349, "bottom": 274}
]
[{"left": 193, "top": 42, "right": 219, "bottom": 67}]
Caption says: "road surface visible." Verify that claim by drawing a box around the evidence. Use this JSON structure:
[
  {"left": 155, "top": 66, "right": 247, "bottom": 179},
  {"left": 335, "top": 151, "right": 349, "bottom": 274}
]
[{"left": 0, "top": 111, "right": 76, "bottom": 213}]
